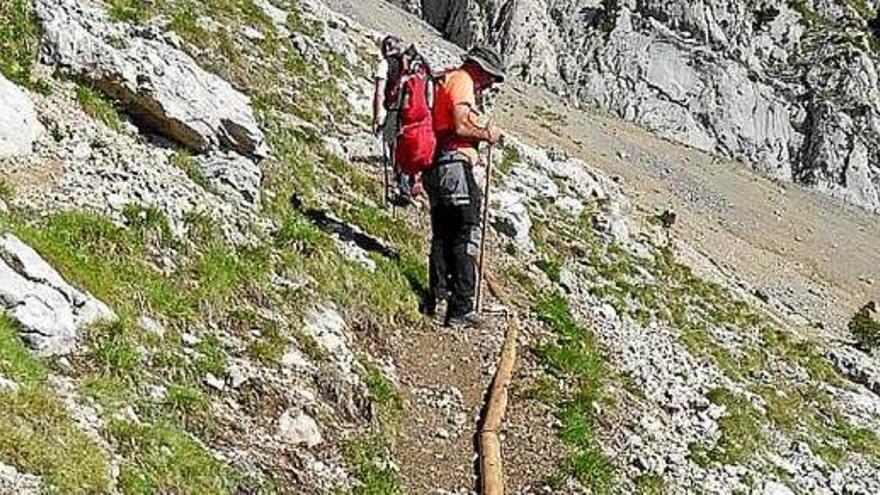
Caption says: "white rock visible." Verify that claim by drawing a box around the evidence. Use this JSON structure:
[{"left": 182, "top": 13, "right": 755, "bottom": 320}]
[
  {"left": 278, "top": 409, "right": 323, "bottom": 448},
  {"left": 226, "top": 364, "right": 248, "bottom": 389},
  {"left": 281, "top": 346, "right": 314, "bottom": 371},
  {"left": 302, "top": 306, "right": 355, "bottom": 374},
  {"left": 760, "top": 480, "right": 795, "bottom": 495},
  {"left": 204, "top": 373, "right": 225, "bottom": 391},
  {"left": 555, "top": 196, "right": 584, "bottom": 216},
  {"left": 0, "top": 375, "right": 19, "bottom": 392},
  {"left": 0, "top": 462, "right": 40, "bottom": 495},
  {"left": 36, "top": 0, "right": 268, "bottom": 158},
  {"left": 181, "top": 332, "right": 200, "bottom": 346},
  {"left": 0, "top": 74, "right": 44, "bottom": 159},
  {"left": 197, "top": 152, "right": 263, "bottom": 209},
  {"left": 0, "top": 234, "right": 115, "bottom": 355},
  {"left": 491, "top": 191, "right": 532, "bottom": 249},
  {"left": 137, "top": 315, "right": 165, "bottom": 338}
]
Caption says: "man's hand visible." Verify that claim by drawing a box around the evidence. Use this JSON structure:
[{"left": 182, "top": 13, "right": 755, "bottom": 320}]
[
  {"left": 372, "top": 119, "right": 382, "bottom": 136},
  {"left": 484, "top": 122, "right": 503, "bottom": 145}
]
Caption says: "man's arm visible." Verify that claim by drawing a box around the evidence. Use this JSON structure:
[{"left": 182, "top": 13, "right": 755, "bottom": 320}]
[
  {"left": 372, "top": 78, "right": 386, "bottom": 134},
  {"left": 452, "top": 104, "right": 502, "bottom": 144}
]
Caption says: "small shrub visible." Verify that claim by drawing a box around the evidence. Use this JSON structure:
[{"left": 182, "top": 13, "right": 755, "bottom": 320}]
[
  {"left": 849, "top": 302, "right": 880, "bottom": 351},
  {"left": 497, "top": 143, "right": 522, "bottom": 175}
]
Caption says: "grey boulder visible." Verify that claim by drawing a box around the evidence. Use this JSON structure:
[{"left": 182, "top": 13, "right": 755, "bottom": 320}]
[
  {"left": 0, "top": 234, "right": 115, "bottom": 355},
  {"left": 35, "top": 0, "right": 268, "bottom": 159},
  {"left": 0, "top": 74, "right": 44, "bottom": 159},
  {"left": 198, "top": 152, "right": 263, "bottom": 209}
]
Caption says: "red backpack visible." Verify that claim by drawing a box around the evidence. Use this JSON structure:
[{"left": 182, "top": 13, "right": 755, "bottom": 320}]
[{"left": 388, "top": 47, "right": 437, "bottom": 176}]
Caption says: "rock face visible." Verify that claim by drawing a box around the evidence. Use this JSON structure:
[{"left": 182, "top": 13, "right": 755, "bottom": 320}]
[
  {"left": 0, "top": 75, "right": 44, "bottom": 159},
  {"left": 401, "top": 0, "right": 880, "bottom": 212},
  {"left": 0, "top": 462, "right": 40, "bottom": 495},
  {"left": 35, "top": 0, "right": 268, "bottom": 159},
  {"left": 198, "top": 152, "right": 263, "bottom": 209},
  {"left": 0, "top": 234, "right": 115, "bottom": 355},
  {"left": 827, "top": 344, "right": 880, "bottom": 397}
]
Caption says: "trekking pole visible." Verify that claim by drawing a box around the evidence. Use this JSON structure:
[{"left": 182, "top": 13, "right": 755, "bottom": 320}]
[
  {"left": 381, "top": 140, "right": 390, "bottom": 208},
  {"left": 476, "top": 143, "right": 493, "bottom": 314}
]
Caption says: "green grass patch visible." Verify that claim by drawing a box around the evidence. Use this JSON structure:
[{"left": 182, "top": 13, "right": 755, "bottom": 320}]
[
  {"left": 343, "top": 434, "right": 401, "bottom": 495},
  {"left": 705, "top": 387, "right": 766, "bottom": 465},
  {"left": 0, "top": 387, "right": 112, "bottom": 493},
  {"left": 0, "top": 321, "right": 110, "bottom": 493},
  {"left": 106, "top": 0, "right": 156, "bottom": 23},
  {"left": 497, "top": 143, "right": 523, "bottom": 175},
  {"left": 76, "top": 84, "right": 123, "bottom": 130},
  {"left": 0, "top": 0, "right": 39, "bottom": 86},
  {"left": 362, "top": 360, "right": 403, "bottom": 421},
  {"left": 112, "top": 419, "right": 245, "bottom": 494},
  {"left": 534, "top": 294, "right": 615, "bottom": 491},
  {"left": 634, "top": 473, "right": 666, "bottom": 494},
  {"left": 0, "top": 314, "right": 46, "bottom": 385},
  {"left": 0, "top": 179, "right": 14, "bottom": 203}
]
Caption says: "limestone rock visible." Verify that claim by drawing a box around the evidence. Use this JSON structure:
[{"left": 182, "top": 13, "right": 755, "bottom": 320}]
[
  {"left": 35, "top": 0, "right": 268, "bottom": 158},
  {"left": 302, "top": 306, "right": 354, "bottom": 372},
  {"left": 491, "top": 190, "right": 532, "bottom": 249},
  {"left": 826, "top": 345, "right": 880, "bottom": 397},
  {"left": 0, "top": 234, "right": 115, "bottom": 355},
  {"left": 278, "top": 409, "right": 323, "bottom": 448},
  {"left": 0, "top": 462, "right": 40, "bottom": 495},
  {"left": 197, "top": 152, "right": 263, "bottom": 209},
  {"left": 137, "top": 315, "right": 165, "bottom": 338},
  {"left": 0, "top": 74, "right": 44, "bottom": 159}
]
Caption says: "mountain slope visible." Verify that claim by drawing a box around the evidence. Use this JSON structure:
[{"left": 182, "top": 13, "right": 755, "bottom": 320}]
[
  {"left": 393, "top": 0, "right": 880, "bottom": 213},
  {"left": 0, "top": 0, "right": 879, "bottom": 494}
]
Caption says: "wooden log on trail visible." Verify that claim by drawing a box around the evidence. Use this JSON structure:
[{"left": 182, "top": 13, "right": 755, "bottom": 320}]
[{"left": 479, "top": 316, "right": 519, "bottom": 495}]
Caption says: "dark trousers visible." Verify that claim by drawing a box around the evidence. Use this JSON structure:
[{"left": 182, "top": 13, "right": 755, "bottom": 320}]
[{"left": 424, "top": 153, "right": 481, "bottom": 318}]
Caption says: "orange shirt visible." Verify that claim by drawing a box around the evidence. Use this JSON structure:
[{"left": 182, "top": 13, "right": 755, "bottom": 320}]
[{"left": 433, "top": 69, "right": 479, "bottom": 164}]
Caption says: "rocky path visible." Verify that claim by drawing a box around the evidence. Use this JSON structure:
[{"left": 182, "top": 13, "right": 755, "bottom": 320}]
[
  {"left": 394, "top": 323, "right": 488, "bottom": 492},
  {"left": 389, "top": 294, "right": 560, "bottom": 494}
]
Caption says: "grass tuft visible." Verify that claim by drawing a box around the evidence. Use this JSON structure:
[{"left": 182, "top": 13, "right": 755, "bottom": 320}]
[
  {"left": 112, "top": 420, "right": 243, "bottom": 494},
  {"left": 0, "top": 0, "right": 39, "bottom": 86},
  {"left": 535, "top": 294, "right": 615, "bottom": 490},
  {"left": 76, "top": 84, "right": 122, "bottom": 130}
]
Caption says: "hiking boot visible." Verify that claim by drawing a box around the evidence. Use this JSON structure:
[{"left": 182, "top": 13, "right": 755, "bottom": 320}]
[
  {"left": 445, "top": 311, "right": 484, "bottom": 329},
  {"left": 389, "top": 192, "right": 413, "bottom": 207},
  {"left": 419, "top": 297, "right": 437, "bottom": 317}
]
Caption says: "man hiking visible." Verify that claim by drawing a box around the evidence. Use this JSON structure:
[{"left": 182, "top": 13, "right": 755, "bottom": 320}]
[
  {"left": 372, "top": 35, "right": 414, "bottom": 206},
  {"left": 422, "top": 45, "right": 505, "bottom": 328}
]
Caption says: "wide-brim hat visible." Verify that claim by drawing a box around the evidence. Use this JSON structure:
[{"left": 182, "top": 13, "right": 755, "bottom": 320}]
[{"left": 463, "top": 45, "right": 506, "bottom": 82}]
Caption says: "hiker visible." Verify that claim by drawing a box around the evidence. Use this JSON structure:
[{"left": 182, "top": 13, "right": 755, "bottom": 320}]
[
  {"left": 422, "top": 45, "right": 505, "bottom": 327},
  {"left": 372, "top": 35, "right": 414, "bottom": 206}
]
